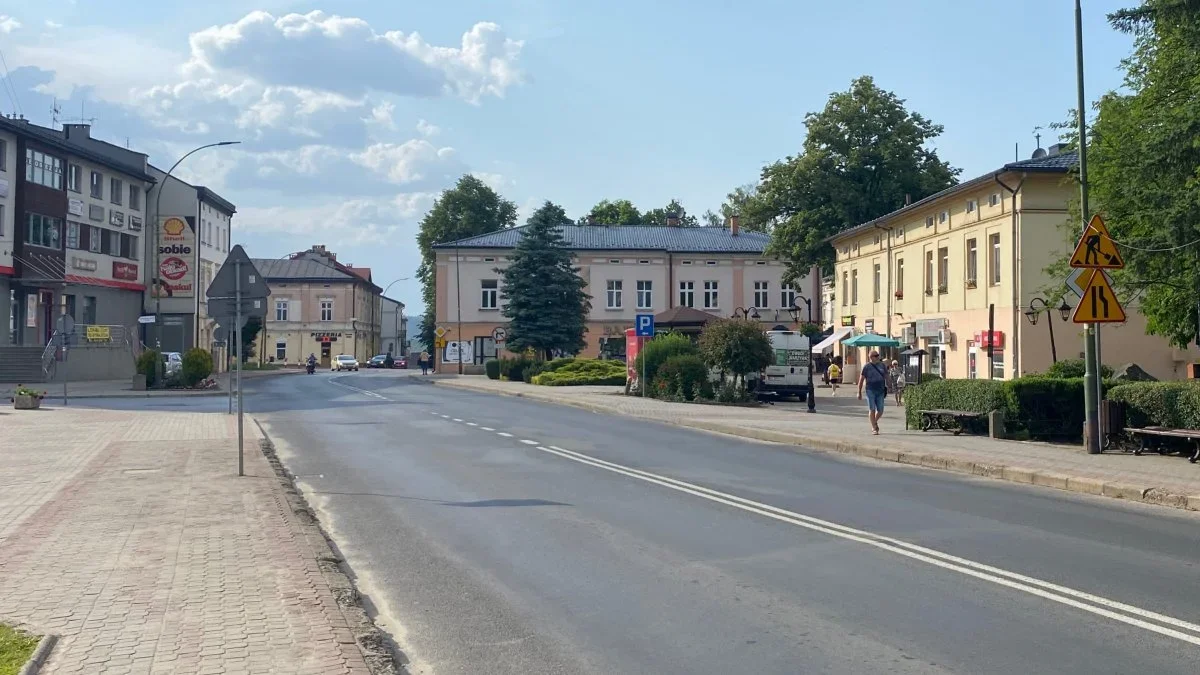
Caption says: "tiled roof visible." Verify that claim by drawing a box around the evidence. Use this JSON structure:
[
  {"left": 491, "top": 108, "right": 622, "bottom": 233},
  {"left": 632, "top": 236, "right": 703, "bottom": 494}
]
[
  {"left": 434, "top": 225, "right": 770, "bottom": 253},
  {"left": 252, "top": 257, "right": 357, "bottom": 281}
]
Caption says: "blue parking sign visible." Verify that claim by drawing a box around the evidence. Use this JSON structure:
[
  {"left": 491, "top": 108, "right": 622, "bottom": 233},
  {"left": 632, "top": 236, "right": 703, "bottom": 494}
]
[{"left": 635, "top": 314, "right": 655, "bottom": 337}]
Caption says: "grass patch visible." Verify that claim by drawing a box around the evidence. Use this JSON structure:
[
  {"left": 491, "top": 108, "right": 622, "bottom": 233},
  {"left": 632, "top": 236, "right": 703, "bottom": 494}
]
[{"left": 0, "top": 624, "right": 40, "bottom": 675}]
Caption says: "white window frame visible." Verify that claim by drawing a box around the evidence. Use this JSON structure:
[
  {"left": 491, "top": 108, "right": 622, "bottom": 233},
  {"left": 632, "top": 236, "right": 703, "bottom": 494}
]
[
  {"left": 110, "top": 177, "right": 123, "bottom": 205},
  {"left": 966, "top": 238, "right": 978, "bottom": 286},
  {"left": 989, "top": 192, "right": 1001, "bottom": 207},
  {"left": 606, "top": 280, "right": 623, "bottom": 309},
  {"left": 67, "top": 164, "right": 80, "bottom": 192},
  {"left": 320, "top": 300, "right": 333, "bottom": 322},
  {"left": 990, "top": 233, "right": 1002, "bottom": 285},
  {"left": 275, "top": 340, "right": 287, "bottom": 361},
  {"left": 753, "top": 281, "right": 769, "bottom": 309},
  {"left": 967, "top": 199, "right": 978, "bottom": 214},
  {"left": 679, "top": 281, "right": 694, "bottom": 308},
  {"left": 636, "top": 280, "right": 652, "bottom": 309},
  {"left": 850, "top": 269, "right": 858, "bottom": 305},
  {"left": 703, "top": 280, "right": 719, "bottom": 309},
  {"left": 90, "top": 171, "right": 103, "bottom": 199},
  {"left": 480, "top": 279, "right": 499, "bottom": 309},
  {"left": 872, "top": 264, "right": 881, "bottom": 303},
  {"left": 781, "top": 284, "right": 796, "bottom": 310},
  {"left": 275, "top": 300, "right": 289, "bottom": 322}
]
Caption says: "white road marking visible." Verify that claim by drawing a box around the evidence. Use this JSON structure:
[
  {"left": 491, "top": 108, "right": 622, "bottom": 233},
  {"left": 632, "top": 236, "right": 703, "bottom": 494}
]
[
  {"left": 328, "top": 379, "right": 388, "bottom": 400},
  {"left": 453, "top": 418, "right": 464, "bottom": 422},
  {"left": 480, "top": 427, "right": 495, "bottom": 432},
  {"left": 466, "top": 422, "right": 478, "bottom": 427},
  {"left": 520, "top": 439, "right": 539, "bottom": 446},
  {"left": 531, "top": 445, "right": 1200, "bottom": 646},
  {"left": 440, "top": 415, "right": 451, "bottom": 419},
  {"left": 496, "top": 432, "right": 513, "bottom": 438}
]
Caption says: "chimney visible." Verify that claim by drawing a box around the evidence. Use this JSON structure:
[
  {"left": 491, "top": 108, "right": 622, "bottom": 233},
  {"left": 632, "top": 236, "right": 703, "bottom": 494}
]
[
  {"left": 730, "top": 215, "right": 740, "bottom": 236},
  {"left": 587, "top": 214, "right": 596, "bottom": 226},
  {"left": 666, "top": 212, "right": 680, "bottom": 227},
  {"left": 63, "top": 123, "right": 91, "bottom": 141}
]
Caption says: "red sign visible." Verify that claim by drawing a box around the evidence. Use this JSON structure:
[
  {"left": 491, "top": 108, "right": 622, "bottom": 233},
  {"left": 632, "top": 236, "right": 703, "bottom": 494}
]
[
  {"left": 160, "top": 256, "right": 188, "bottom": 281},
  {"left": 112, "top": 261, "right": 138, "bottom": 281},
  {"left": 974, "top": 330, "right": 1005, "bottom": 350}
]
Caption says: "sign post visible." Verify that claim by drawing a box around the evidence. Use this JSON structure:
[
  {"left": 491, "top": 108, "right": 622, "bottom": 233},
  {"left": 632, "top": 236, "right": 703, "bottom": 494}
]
[
  {"left": 635, "top": 314, "right": 655, "bottom": 397},
  {"left": 207, "top": 245, "right": 271, "bottom": 476},
  {"left": 56, "top": 314, "right": 74, "bottom": 406}
]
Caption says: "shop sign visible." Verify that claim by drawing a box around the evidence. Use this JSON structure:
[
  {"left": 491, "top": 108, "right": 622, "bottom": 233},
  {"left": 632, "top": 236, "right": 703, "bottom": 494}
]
[
  {"left": 157, "top": 217, "right": 194, "bottom": 298},
  {"left": 68, "top": 198, "right": 84, "bottom": 216},
  {"left": 25, "top": 294, "right": 37, "bottom": 328},
  {"left": 128, "top": 215, "right": 142, "bottom": 231},
  {"left": 71, "top": 256, "right": 98, "bottom": 272},
  {"left": 89, "top": 204, "right": 104, "bottom": 221},
  {"left": 840, "top": 315, "right": 856, "bottom": 327},
  {"left": 86, "top": 326, "right": 112, "bottom": 341},
  {"left": 112, "top": 261, "right": 138, "bottom": 281},
  {"left": 110, "top": 210, "right": 125, "bottom": 227},
  {"left": 864, "top": 319, "right": 875, "bottom": 333},
  {"left": 311, "top": 331, "right": 341, "bottom": 343},
  {"left": 974, "top": 330, "right": 1005, "bottom": 350},
  {"left": 916, "top": 318, "right": 946, "bottom": 338}
]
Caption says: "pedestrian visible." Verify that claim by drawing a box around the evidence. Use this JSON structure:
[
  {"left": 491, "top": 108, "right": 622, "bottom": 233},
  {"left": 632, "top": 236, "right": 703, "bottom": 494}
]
[
  {"left": 857, "top": 351, "right": 889, "bottom": 435},
  {"left": 889, "top": 359, "right": 904, "bottom": 405},
  {"left": 419, "top": 351, "right": 430, "bottom": 375},
  {"left": 826, "top": 360, "right": 841, "bottom": 396}
]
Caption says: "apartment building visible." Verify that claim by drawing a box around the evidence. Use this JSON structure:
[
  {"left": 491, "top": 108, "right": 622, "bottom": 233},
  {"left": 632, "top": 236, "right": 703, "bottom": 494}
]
[
  {"left": 381, "top": 296, "right": 407, "bottom": 357},
  {"left": 145, "top": 169, "right": 237, "bottom": 356},
  {"left": 0, "top": 117, "right": 155, "bottom": 347},
  {"left": 829, "top": 145, "right": 1199, "bottom": 382},
  {"left": 431, "top": 218, "right": 820, "bottom": 366},
  {"left": 254, "top": 246, "right": 382, "bottom": 367}
]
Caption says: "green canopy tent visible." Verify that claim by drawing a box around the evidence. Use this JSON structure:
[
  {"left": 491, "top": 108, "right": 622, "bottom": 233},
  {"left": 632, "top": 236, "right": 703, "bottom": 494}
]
[{"left": 842, "top": 333, "right": 902, "bottom": 349}]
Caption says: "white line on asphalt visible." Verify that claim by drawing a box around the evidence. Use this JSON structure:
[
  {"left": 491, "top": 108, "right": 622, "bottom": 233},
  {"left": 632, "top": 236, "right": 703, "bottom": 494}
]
[
  {"left": 496, "top": 432, "right": 513, "bottom": 438},
  {"left": 480, "top": 427, "right": 495, "bottom": 432},
  {"left": 328, "top": 379, "right": 389, "bottom": 401},
  {"left": 531, "top": 445, "right": 1200, "bottom": 647},
  {"left": 466, "top": 422, "right": 478, "bottom": 427},
  {"left": 453, "top": 418, "right": 464, "bottom": 422},
  {"left": 440, "top": 415, "right": 451, "bottom": 419},
  {"left": 520, "top": 440, "right": 539, "bottom": 446}
]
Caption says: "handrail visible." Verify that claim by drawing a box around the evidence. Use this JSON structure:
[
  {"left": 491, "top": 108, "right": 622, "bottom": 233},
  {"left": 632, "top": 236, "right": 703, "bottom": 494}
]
[{"left": 41, "top": 330, "right": 59, "bottom": 379}]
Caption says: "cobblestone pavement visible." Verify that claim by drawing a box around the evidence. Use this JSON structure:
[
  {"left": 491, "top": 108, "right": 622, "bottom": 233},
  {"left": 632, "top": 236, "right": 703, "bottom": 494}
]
[
  {"left": 0, "top": 406, "right": 371, "bottom": 674},
  {"left": 431, "top": 376, "right": 1200, "bottom": 507}
]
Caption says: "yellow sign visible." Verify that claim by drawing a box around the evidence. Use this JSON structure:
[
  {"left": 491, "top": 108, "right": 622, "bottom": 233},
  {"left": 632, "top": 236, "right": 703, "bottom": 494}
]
[
  {"left": 85, "top": 325, "right": 111, "bottom": 341},
  {"left": 434, "top": 326, "right": 447, "bottom": 338},
  {"left": 1069, "top": 214, "right": 1124, "bottom": 269},
  {"left": 434, "top": 338, "right": 447, "bottom": 349},
  {"left": 1071, "top": 269, "right": 1126, "bottom": 324}
]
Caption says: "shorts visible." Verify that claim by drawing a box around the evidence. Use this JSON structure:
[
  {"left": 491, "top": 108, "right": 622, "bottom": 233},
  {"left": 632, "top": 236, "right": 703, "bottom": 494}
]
[{"left": 865, "top": 388, "right": 886, "bottom": 413}]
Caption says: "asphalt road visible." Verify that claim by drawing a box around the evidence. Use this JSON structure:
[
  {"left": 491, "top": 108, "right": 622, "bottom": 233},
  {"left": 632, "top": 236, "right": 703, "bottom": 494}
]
[{"left": 77, "top": 371, "right": 1200, "bottom": 674}]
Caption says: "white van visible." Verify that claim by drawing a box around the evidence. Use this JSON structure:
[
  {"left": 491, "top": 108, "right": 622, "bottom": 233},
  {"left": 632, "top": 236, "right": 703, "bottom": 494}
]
[{"left": 757, "top": 331, "right": 812, "bottom": 400}]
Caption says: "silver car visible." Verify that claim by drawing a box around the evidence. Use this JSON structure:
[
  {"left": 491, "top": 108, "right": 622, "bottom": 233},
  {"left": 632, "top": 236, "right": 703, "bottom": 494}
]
[
  {"left": 332, "top": 354, "right": 359, "bottom": 372},
  {"left": 162, "top": 351, "right": 183, "bottom": 376}
]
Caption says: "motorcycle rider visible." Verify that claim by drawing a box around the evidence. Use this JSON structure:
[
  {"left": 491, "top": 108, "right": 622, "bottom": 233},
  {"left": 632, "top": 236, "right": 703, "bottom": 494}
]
[{"left": 306, "top": 353, "right": 317, "bottom": 373}]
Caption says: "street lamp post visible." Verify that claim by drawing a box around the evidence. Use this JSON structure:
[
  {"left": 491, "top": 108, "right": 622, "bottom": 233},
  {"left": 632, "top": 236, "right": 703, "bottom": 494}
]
[
  {"left": 791, "top": 298, "right": 813, "bottom": 324},
  {"left": 381, "top": 277, "right": 411, "bottom": 357},
  {"left": 732, "top": 307, "right": 761, "bottom": 320},
  {"left": 789, "top": 300, "right": 816, "bottom": 413},
  {"left": 151, "top": 141, "right": 240, "bottom": 384},
  {"left": 1023, "top": 297, "right": 1073, "bottom": 364}
]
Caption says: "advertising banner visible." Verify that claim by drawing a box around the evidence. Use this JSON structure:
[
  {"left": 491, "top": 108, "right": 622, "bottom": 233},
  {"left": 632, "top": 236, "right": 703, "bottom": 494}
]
[{"left": 158, "top": 216, "right": 195, "bottom": 298}]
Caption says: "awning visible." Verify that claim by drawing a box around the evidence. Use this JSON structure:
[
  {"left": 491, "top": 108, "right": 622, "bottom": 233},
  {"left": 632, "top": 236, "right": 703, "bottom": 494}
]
[
  {"left": 843, "top": 333, "right": 902, "bottom": 348},
  {"left": 813, "top": 327, "right": 854, "bottom": 353}
]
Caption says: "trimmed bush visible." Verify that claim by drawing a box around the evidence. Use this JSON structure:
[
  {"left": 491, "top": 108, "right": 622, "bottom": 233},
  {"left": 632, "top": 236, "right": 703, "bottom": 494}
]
[
  {"left": 541, "top": 357, "right": 577, "bottom": 373},
  {"left": 1043, "top": 358, "right": 1114, "bottom": 380},
  {"left": 903, "top": 379, "right": 1007, "bottom": 429},
  {"left": 485, "top": 359, "right": 501, "bottom": 380},
  {"left": 181, "top": 348, "right": 213, "bottom": 387},
  {"left": 136, "top": 349, "right": 160, "bottom": 387},
  {"left": 632, "top": 333, "right": 696, "bottom": 391},
  {"left": 1005, "top": 377, "right": 1090, "bottom": 441},
  {"left": 1109, "top": 381, "right": 1200, "bottom": 429},
  {"left": 532, "top": 359, "right": 626, "bottom": 386},
  {"left": 499, "top": 355, "right": 543, "bottom": 383},
  {"left": 655, "top": 355, "right": 713, "bottom": 401}
]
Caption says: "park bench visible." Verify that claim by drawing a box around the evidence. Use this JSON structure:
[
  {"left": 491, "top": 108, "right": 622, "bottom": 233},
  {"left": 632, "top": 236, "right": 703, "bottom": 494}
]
[
  {"left": 917, "top": 409, "right": 987, "bottom": 436},
  {"left": 1126, "top": 427, "right": 1200, "bottom": 463}
]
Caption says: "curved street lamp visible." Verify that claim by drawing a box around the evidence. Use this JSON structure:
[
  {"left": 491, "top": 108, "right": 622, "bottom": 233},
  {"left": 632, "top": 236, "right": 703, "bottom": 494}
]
[
  {"left": 732, "top": 307, "right": 761, "bottom": 320},
  {"left": 381, "top": 277, "right": 411, "bottom": 357},
  {"left": 789, "top": 296, "right": 813, "bottom": 324},
  {"left": 1023, "top": 297, "right": 1072, "bottom": 364}
]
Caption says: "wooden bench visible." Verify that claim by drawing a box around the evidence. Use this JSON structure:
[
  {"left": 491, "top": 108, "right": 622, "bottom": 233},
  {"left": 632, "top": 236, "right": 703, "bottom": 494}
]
[
  {"left": 917, "top": 409, "right": 987, "bottom": 436},
  {"left": 1126, "top": 427, "right": 1200, "bottom": 463}
]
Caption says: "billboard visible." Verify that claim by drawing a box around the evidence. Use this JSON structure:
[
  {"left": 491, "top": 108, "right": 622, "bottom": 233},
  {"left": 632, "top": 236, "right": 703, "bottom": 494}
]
[{"left": 157, "top": 216, "right": 195, "bottom": 298}]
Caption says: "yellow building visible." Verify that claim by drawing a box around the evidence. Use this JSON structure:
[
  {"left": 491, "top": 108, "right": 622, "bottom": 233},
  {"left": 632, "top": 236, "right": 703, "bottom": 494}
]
[{"left": 829, "top": 145, "right": 1199, "bottom": 383}]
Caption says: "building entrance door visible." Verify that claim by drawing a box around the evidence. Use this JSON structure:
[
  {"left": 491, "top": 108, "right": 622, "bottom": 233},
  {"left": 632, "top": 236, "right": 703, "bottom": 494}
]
[{"left": 320, "top": 341, "right": 332, "bottom": 367}]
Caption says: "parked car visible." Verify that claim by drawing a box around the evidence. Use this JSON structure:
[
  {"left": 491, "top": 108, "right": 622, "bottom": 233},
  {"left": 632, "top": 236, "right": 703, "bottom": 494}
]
[
  {"left": 162, "top": 352, "right": 183, "bottom": 377},
  {"left": 393, "top": 355, "right": 407, "bottom": 369},
  {"left": 367, "top": 355, "right": 389, "bottom": 368},
  {"left": 332, "top": 354, "right": 359, "bottom": 372}
]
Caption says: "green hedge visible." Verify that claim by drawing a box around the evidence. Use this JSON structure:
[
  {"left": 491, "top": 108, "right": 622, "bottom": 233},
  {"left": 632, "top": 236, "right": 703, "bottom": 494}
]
[
  {"left": 499, "top": 356, "right": 542, "bottom": 383},
  {"left": 532, "top": 359, "right": 626, "bottom": 386},
  {"left": 181, "top": 348, "right": 213, "bottom": 387},
  {"left": 485, "top": 359, "right": 501, "bottom": 380},
  {"left": 1043, "top": 358, "right": 1114, "bottom": 380},
  {"left": 903, "top": 379, "right": 1008, "bottom": 429},
  {"left": 632, "top": 333, "right": 696, "bottom": 390},
  {"left": 655, "top": 355, "right": 713, "bottom": 401},
  {"left": 1109, "top": 382, "right": 1200, "bottom": 429},
  {"left": 136, "top": 349, "right": 160, "bottom": 387}
]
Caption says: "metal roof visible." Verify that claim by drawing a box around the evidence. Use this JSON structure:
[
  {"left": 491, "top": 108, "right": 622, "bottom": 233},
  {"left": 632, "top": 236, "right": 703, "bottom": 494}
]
[
  {"left": 434, "top": 225, "right": 771, "bottom": 253},
  {"left": 0, "top": 117, "right": 157, "bottom": 182},
  {"left": 251, "top": 257, "right": 358, "bottom": 282}
]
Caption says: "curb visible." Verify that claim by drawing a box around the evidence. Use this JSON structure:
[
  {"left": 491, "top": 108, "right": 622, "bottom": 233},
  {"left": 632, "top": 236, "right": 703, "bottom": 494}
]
[
  {"left": 17, "top": 634, "right": 58, "bottom": 675},
  {"left": 429, "top": 379, "right": 1200, "bottom": 514},
  {"left": 251, "top": 419, "right": 405, "bottom": 675}
]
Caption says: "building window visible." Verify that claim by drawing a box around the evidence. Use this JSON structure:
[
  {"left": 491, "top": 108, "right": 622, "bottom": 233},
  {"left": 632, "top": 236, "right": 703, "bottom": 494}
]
[
  {"left": 481, "top": 279, "right": 498, "bottom": 309},
  {"left": 64, "top": 294, "right": 76, "bottom": 320},
  {"left": 88, "top": 225, "right": 102, "bottom": 253},
  {"left": 636, "top": 280, "right": 652, "bottom": 309},
  {"left": 110, "top": 177, "right": 123, "bottom": 205},
  {"left": 895, "top": 258, "right": 905, "bottom": 296},
  {"left": 753, "top": 281, "right": 769, "bottom": 309},
  {"left": 606, "top": 280, "right": 623, "bottom": 309},
  {"left": 781, "top": 284, "right": 796, "bottom": 310},
  {"left": 129, "top": 185, "right": 140, "bottom": 211},
  {"left": 67, "top": 164, "right": 80, "bottom": 192},
  {"left": 275, "top": 300, "right": 289, "bottom": 322},
  {"left": 989, "top": 193, "right": 1000, "bottom": 207},
  {"left": 967, "top": 199, "right": 978, "bottom": 214},
  {"left": 992, "top": 350, "right": 1005, "bottom": 379},
  {"left": 925, "top": 250, "right": 934, "bottom": 294},
  {"left": 83, "top": 296, "right": 97, "bottom": 325},
  {"left": 100, "top": 228, "right": 120, "bottom": 256},
  {"left": 873, "top": 264, "right": 881, "bottom": 303},
  {"left": 679, "top": 281, "right": 694, "bottom": 308},
  {"left": 276, "top": 340, "right": 287, "bottom": 361},
  {"left": 939, "top": 211, "right": 948, "bottom": 224},
  {"left": 0, "top": 139, "right": 5, "bottom": 171},
  {"left": 89, "top": 171, "right": 103, "bottom": 199},
  {"left": 841, "top": 272, "right": 848, "bottom": 306},
  {"left": 937, "top": 247, "right": 949, "bottom": 293},
  {"left": 850, "top": 269, "right": 858, "bottom": 305},
  {"left": 990, "top": 233, "right": 1002, "bottom": 285},
  {"left": 320, "top": 300, "right": 333, "bottom": 322},
  {"left": 121, "top": 234, "right": 138, "bottom": 260},
  {"left": 925, "top": 216, "right": 934, "bottom": 228},
  {"left": 24, "top": 213, "right": 61, "bottom": 249},
  {"left": 703, "top": 281, "right": 719, "bottom": 309},
  {"left": 966, "top": 238, "right": 978, "bottom": 286},
  {"left": 24, "top": 149, "right": 63, "bottom": 189}
]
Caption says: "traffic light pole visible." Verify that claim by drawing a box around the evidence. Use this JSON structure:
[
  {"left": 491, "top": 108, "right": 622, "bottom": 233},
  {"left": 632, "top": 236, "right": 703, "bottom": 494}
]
[{"left": 1075, "top": 0, "right": 1101, "bottom": 454}]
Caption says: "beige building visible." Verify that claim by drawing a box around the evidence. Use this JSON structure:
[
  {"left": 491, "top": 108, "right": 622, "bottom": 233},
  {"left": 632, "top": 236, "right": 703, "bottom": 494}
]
[
  {"left": 253, "top": 246, "right": 382, "bottom": 367},
  {"left": 829, "top": 145, "right": 1199, "bottom": 383},
  {"left": 432, "top": 219, "right": 821, "bottom": 368}
]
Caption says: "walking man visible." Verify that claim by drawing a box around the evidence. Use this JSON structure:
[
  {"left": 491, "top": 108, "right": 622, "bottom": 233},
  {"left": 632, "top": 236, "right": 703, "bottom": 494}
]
[{"left": 857, "top": 351, "right": 889, "bottom": 435}]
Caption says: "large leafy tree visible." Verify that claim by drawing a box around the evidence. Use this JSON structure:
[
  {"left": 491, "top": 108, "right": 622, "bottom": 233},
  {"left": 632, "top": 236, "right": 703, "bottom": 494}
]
[
  {"left": 1079, "top": 0, "right": 1200, "bottom": 347},
  {"left": 697, "top": 319, "right": 773, "bottom": 389},
  {"left": 642, "top": 199, "right": 699, "bottom": 227},
  {"left": 579, "top": 199, "right": 642, "bottom": 225},
  {"left": 416, "top": 175, "right": 518, "bottom": 347},
  {"left": 757, "top": 76, "right": 959, "bottom": 281},
  {"left": 500, "top": 203, "right": 592, "bottom": 358}
]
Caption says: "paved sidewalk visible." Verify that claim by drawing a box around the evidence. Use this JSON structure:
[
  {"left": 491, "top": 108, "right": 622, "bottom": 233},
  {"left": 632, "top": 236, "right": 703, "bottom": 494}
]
[
  {"left": 1, "top": 369, "right": 299, "bottom": 399},
  {"left": 0, "top": 406, "right": 373, "bottom": 674},
  {"left": 431, "top": 376, "right": 1200, "bottom": 512}
]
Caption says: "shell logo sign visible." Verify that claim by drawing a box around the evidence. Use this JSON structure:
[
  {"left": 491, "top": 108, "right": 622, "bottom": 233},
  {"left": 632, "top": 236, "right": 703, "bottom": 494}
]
[{"left": 157, "top": 216, "right": 195, "bottom": 298}]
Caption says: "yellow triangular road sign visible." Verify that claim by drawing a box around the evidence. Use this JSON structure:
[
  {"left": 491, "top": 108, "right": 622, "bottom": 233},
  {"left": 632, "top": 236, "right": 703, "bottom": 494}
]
[
  {"left": 1069, "top": 214, "right": 1124, "bottom": 269},
  {"left": 1071, "top": 269, "right": 1126, "bottom": 324}
]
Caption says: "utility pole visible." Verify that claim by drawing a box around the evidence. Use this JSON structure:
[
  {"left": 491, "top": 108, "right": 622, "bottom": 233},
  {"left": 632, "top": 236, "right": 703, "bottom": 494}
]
[{"left": 1075, "top": 0, "right": 1102, "bottom": 454}]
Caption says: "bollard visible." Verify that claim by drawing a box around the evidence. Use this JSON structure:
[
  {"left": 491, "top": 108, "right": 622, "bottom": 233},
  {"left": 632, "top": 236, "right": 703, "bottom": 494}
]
[{"left": 988, "top": 410, "right": 1006, "bottom": 439}]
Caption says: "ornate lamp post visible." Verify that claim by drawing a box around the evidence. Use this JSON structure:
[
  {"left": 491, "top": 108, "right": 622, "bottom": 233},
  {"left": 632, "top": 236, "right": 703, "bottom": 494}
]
[{"left": 1023, "top": 297, "right": 1072, "bottom": 364}]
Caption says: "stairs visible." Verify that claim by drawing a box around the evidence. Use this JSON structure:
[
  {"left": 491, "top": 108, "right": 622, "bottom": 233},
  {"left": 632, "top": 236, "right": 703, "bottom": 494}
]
[{"left": 0, "top": 347, "right": 49, "bottom": 383}]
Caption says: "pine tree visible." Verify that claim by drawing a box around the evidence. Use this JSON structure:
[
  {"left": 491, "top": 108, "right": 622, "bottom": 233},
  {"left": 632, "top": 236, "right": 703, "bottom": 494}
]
[{"left": 500, "top": 202, "right": 591, "bottom": 359}]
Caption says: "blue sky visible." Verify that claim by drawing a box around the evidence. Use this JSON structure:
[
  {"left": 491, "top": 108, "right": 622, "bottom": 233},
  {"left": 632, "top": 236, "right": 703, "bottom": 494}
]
[{"left": 0, "top": 0, "right": 1136, "bottom": 313}]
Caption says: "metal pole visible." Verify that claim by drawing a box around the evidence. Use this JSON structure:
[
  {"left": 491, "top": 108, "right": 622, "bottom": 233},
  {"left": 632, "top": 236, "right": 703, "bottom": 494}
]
[
  {"left": 1076, "top": 0, "right": 1101, "bottom": 454},
  {"left": 988, "top": 303, "right": 995, "bottom": 379},
  {"left": 455, "top": 228, "right": 464, "bottom": 375},
  {"left": 227, "top": 336, "right": 233, "bottom": 415},
  {"left": 235, "top": 259, "right": 244, "bottom": 476},
  {"left": 62, "top": 333, "right": 68, "bottom": 406},
  {"left": 1047, "top": 307, "right": 1058, "bottom": 364}
]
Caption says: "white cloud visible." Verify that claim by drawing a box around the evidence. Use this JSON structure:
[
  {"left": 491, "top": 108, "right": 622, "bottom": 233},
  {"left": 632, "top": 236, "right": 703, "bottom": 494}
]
[
  {"left": 416, "top": 118, "right": 439, "bottom": 137},
  {"left": 14, "top": 33, "right": 181, "bottom": 100},
  {"left": 236, "top": 193, "right": 437, "bottom": 246},
  {"left": 350, "top": 140, "right": 461, "bottom": 185},
  {"left": 365, "top": 102, "right": 396, "bottom": 130},
  {"left": 44, "top": 20, "right": 62, "bottom": 30},
  {"left": 472, "top": 171, "right": 511, "bottom": 192},
  {"left": 0, "top": 15, "right": 20, "bottom": 33}
]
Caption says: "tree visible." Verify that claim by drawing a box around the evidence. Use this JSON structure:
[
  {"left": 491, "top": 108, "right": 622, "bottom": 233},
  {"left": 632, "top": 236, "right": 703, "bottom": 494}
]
[
  {"left": 697, "top": 318, "right": 773, "bottom": 389},
  {"left": 701, "top": 209, "right": 724, "bottom": 228},
  {"left": 642, "top": 199, "right": 699, "bottom": 227},
  {"left": 755, "top": 76, "right": 958, "bottom": 281},
  {"left": 1072, "top": 1, "right": 1200, "bottom": 347},
  {"left": 579, "top": 199, "right": 642, "bottom": 225},
  {"left": 526, "top": 200, "right": 571, "bottom": 229},
  {"left": 416, "top": 175, "right": 518, "bottom": 347},
  {"left": 240, "top": 316, "right": 262, "bottom": 363},
  {"left": 499, "top": 207, "right": 592, "bottom": 359},
  {"left": 719, "top": 184, "right": 771, "bottom": 233}
]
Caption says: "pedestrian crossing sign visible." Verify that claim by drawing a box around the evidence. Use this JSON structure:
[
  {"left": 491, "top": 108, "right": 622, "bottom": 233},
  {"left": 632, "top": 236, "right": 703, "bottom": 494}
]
[
  {"left": 1069, "top": 214, "right": 1124, "bottom": 269},
  {"left": 1071, "top": 269, "right": 1126, "bottom": 324}
]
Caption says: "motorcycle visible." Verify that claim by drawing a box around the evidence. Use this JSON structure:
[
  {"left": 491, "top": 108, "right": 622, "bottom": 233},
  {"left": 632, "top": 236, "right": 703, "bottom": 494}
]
[{"left": 306, "top": 361, "right": 316, "bottom": 374}]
